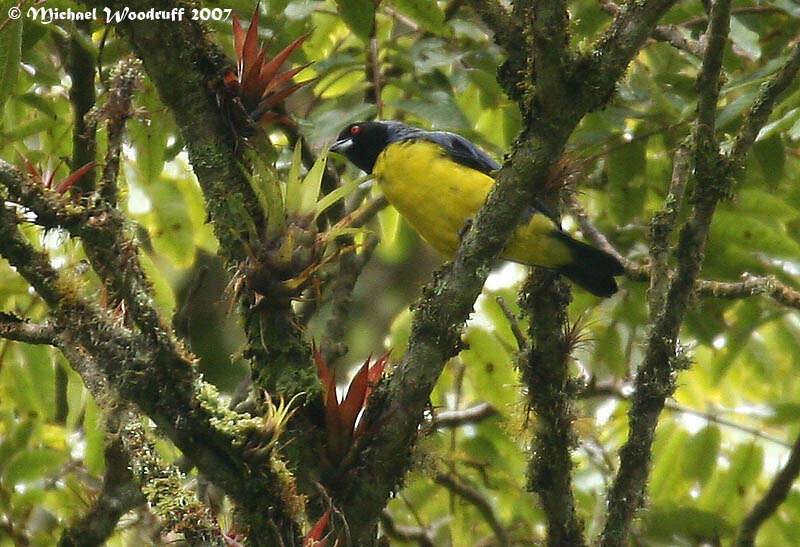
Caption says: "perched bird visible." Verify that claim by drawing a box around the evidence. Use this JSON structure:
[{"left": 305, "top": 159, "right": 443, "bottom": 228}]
[{"left": 330, "top": 121, "right": 624, "bottom": 297}]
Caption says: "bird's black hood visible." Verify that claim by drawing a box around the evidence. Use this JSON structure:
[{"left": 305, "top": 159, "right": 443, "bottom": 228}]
[{"left": 330, "top": 120, "right": 500, "bottom": 175}]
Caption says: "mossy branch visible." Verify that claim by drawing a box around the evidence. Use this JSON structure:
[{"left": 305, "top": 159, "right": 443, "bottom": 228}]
[
  {"left": 601, "top": 1, "right": 733, "bottom": 544},
  {"left": 337, "top": 0, "right": 683, "bottom": 538},
  {"left": 0, "top": 202, "right": 303, "bottom": 543},
  {"left": 735, "top": 432, "right": 800, "bottom": 546},
  {"left": 518, "top": 273, "right": 585, "bottom": 547}
]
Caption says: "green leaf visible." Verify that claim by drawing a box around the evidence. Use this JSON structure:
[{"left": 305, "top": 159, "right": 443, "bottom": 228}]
[
  {"left": 391, "top": 0, "right": 446, "bottom": 35},
  {"left": 2, "top": 448, "right": 64, "bottom": 486},
  {"left": 712, "top": 210, "right": 800, "bottom": 259},
  {"left": 730, "top": 16, "right": 761, "bottom": 61},
  {"left": 314, "top": 176, "right": 361, "bottom": 220},
  {"left": 247, "top": 155, "right": 285, "bottom": 239},
  {"left": 649, "top": 423, "right": 690, "bottom": 502},
  {"left": 299, "top": 151, "right": 328, "bottom": 217},
  {"left": 684, "top": 425, "right": 721, "bottom": 484},
  {"left": 0, "top": 13, "right": 21, "bottom": 113},
  {"left": 751, "top": 133, "right": 786, "bottom": 187},
  {"left": 767, "top": 402, "right": 800, "bottom": 424},
  {"left": 645, "top": 506, "right": 734, "bottom": 542},
  {"left": 335, "top": 0, "right": 375, "bottom": 40},
  {"left": 284, "top": 140, "right": 304, "bottom": 215},
  {"left": 606, "top": 137, "right": 647, "bottom": 224},
  {"left": 729, "top": 442, "right": 763, "bottom": 489},
  {"left": 145, "top": 176, "right": 195, "bottom": 266}
]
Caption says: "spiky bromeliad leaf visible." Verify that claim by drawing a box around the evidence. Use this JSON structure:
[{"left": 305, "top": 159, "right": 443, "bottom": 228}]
[
  {"left": 284, "top": 140, "right": 304, "bottom": 216},
  {"left": 228, "top": 7, "right": 313, "bottom": 128},
  {"left": 298, "top": 151, "right": 328, "bottom": 218},
  {"left": 245, "top": 153, "right": 286, "bottom": 240}
]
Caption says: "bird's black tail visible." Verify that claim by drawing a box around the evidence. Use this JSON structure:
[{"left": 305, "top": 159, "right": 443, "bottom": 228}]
[{"left": 556, "top": 233, "right": 625, "bottom": 297}]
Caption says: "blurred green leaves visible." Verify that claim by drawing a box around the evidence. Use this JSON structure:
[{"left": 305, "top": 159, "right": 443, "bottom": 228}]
[{"left": 1, "top": 0, "right": 800, "bottom": 544}]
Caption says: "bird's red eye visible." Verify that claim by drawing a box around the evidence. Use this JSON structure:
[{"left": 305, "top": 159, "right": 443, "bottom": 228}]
[{"left": 350, "top": 125, "right": 361, "bottom": 135}]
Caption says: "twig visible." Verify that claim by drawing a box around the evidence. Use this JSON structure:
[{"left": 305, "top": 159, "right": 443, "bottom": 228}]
[
  {"left": 732, "top": 37, "right": 800, "bottom": 160},
  {"left": 518, "top": 273, "right": 585, "bottom": 547},
  {"left": 379, "top": 510, "right": 435, "bottom": 547},
  {"left": 96, "top": 57, "right": 140, "bottom": 206},
  {"left": 434, "top": 472, "right": 510, "bottom": 546},
  {"left": 320, "top": 233, "right": 379, "bottom": 364},
  {"left": 67, "top": 20, "right": 98, "bottom": 194},
  {"left": 432, "top": 402, "right": 499, "bottom": 428},
  {"left": 566, "top": 196, "right": 645, "bottom": 279},
  {"left": 601, "top": 0, "right": 733, "bottom": 544},
  {"left": 0, "top": 312, "right": 59, "bottom": 345},
  {"left": 648, "top": 143, "right": 691, "bottom": 320},
  {"left": 598, "top": 0, "right": 704, "bottom": 57},
  {"left": 651, "top": 25, "right": 705, "bottom": 57},
  {"left": 567, "top": 196, "right": 800, "bottom": 312},
  {"left": 495, "top": 296, "right": 527, "bottom": 349},
  {"left": 59, "top": 432, "right": 145, "bottom": 546},
  {"left": 697, "top": 275, "right": 800, "bottom": 309},
  {"left": 583, "top": 381, "right": 792, "bottom": 448},
  {"left": 735, "top": 432, "right": 800, "bottom": 546}
]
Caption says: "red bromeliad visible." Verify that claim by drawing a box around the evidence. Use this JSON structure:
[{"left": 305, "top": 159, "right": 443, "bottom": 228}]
[
  {"left": 224, "top": 7, "right": 314, "bottom": 129},
  {"left": 313, "top": 349, "right": 389, "bottom": 463}
]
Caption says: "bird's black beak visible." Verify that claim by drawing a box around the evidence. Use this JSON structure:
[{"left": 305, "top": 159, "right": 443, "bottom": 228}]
[{"left": 329, "top": 137, "right": 353, "bottom": 154}]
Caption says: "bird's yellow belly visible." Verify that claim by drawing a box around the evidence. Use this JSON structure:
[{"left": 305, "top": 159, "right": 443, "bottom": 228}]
[{"left": 373, "top": 141, "right": 572, "bottom": 268}]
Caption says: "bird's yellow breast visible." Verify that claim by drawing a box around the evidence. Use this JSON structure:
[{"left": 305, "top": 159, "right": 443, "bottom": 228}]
[{"left": 372, "top": 140, "right": 572, "bottom": 268}]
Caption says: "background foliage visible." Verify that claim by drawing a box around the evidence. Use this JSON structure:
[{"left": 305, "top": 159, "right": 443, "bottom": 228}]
[{"left": 1, "top": 0, "right": 800, "bottom": 545}]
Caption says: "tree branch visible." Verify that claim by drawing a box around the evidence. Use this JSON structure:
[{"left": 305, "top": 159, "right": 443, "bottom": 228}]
[
  {"left": 648, "top": 142, "right": 691, "bottom": 320},
  {"left": 434, "top": 472, "right": 510, "bottom": 546},
  {"left": 379, "top": 510, "right": 436, "bottom": 547},
  {"left": 735, "top": 432, "right": 800, "bottom": 546},
  {"left": 0, "top": 204, "right": 302, "bottom": 543},
  {"left": 432, "top": 402, "right": 498, "bottom": 429},
  {"left": 59, "top": 434, "right": 145, "bottom": 547},
  {"left": 464, "top": 0, "right": 523, "bottom": 54},
  {"left": 0, "top": 312, "right": 59, "bottom": 345},
  {"left": 598, "top": 0, "right": 704, "bottom": 58},
  {"left": 518, "top": 273, "right": 585, "bottom": 547},
  {"left": 601, "top": 1, "right": 733, "bottom": 543},
  {"left": 342, "top": 0, "right": 682, "bottom": 536},
  {"left": 532, "top": 0, "right": 570, "bottom": 116},
  {"left": 732, "top": 37, "right": 800, "bottom": 160}
]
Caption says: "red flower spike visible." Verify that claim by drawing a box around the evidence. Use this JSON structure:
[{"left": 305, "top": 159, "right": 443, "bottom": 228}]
[
  {"left": 338, "top": 359, "right": 370, "bottom": 435},
  {"left": 256, "top": 79, "right": 316, "bottom": 119},
  {"left": 225, "top": 6, "right": 312, "bottom": 129},
  {"left": 16, "top": 151, "right": 43, "bottom": 185},
  {"left": 44, "top": 158, "right": 65, "bottom": 189},
  {"left": 242, "top": 48, "right": 268, "bottom": 105},
  {"left": 313, "top": 349, "right": 389, "bottom": 455},
  {"left": 313, "top": 348, "right": 334, "bottom": 398},
  {"left": 364, "top": 352, "right": 389, "bottom": 403},
  {"left": 55, "top": 161, "right": 96, "bottom": 194},
  {"left": 241, "top": 7, "right": 260, "bottom": 78},
  {"left": 261, "top": 62, "right": 311, "bottom": 99},
  {"left": 15, "top": 152, "right": 95, "bottom": 194},
  {"left": 257, "top": 34, "right": 310, "bottom": 93},
  {"left": 303, "top": 509, "right": 331, "bottom": 547},
  {"left": 232, "top": 14, "right": 245, "bottom": 61}
]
